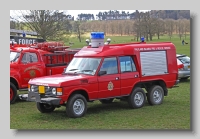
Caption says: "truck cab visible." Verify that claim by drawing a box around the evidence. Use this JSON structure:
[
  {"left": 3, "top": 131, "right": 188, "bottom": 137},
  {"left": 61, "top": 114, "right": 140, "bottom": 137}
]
[
  {"left": 27, "top": 32, "right": 179, "bottom": 118},
  {"left": 10, "top": 41, "right": 79, "bottom": 104},
  {"left": 10, "top": 45, "right": 47, "bottom": 103}
]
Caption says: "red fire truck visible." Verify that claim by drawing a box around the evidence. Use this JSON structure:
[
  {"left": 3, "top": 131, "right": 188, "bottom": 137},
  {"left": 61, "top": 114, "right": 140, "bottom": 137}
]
[
  {"left": 10, "top": 41, "right": 80, "bottom": 104},
  {"left": 26, "top": 32, "right": 179, "bottom": 118}
]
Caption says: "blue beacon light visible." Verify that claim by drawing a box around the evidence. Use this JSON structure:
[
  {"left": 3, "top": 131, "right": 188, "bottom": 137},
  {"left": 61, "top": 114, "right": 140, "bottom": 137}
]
[{"left": 90, "top": 32, "right": 105, "bottom": 39}]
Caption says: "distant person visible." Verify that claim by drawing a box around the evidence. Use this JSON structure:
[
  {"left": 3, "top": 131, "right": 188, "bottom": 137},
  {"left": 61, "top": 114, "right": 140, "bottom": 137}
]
[
  {"left": 141, "top": 37, "right": 145, "bottom": 42},
  {"left": 182, "top": 39, "right": 185, "bottom": 45},
  {"left": 22, "top": 31, "right": 26, "bottom": 37}
]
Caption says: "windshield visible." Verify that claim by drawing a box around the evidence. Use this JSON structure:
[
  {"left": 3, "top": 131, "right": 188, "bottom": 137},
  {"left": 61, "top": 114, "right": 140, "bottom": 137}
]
[
  {"left": 65, "top": 57, "right": 102, "bottom": 75},
  {"left": 178, "top": 56, "right": 190, "bottom": 64},
  {"left": 10, "top": 51, "right": 20, "bottom": 62}
]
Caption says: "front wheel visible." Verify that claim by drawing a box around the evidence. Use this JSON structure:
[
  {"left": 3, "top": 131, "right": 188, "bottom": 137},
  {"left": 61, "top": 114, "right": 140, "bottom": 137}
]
[
  {"left": 36, "top": 102, "right": 55, "bottom": 113},
  {"left": 128, "top": 87, "right": 146, "bottom": 109},
  {"left": 10, "top": 82, "right": 17, "bottom": 104},
  {"left": 66, "top": 94, "right": 87, "bottom": 118},
  {"left": 147, "top": 85, "right": 164, "bottom": 105}
]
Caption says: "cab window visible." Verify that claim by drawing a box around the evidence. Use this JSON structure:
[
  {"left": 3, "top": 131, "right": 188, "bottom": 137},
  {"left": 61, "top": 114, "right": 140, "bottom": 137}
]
[
  {"left": 119, "top": 56, "right": 136, "bottom": 73},
  {"left": 21, "top": 53, "right": 38, "bottom": 63},
  {"left": 99, "top": 57, "right": 118, "bottom": 75}
]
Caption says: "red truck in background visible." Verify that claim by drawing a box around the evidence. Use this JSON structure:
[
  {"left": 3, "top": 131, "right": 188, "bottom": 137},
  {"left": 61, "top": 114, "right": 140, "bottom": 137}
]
[
  {"left": 10, "top": 40, "right": 80, "bottom": 104},
  {"left": 26, "top": 32, "right": 180, "bottom": 118}
]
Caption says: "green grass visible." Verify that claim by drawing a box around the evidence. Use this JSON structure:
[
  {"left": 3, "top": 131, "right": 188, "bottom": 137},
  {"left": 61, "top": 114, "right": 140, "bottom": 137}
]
[{"left": 10, "top": 34, "right": 190, "bottom": 130}]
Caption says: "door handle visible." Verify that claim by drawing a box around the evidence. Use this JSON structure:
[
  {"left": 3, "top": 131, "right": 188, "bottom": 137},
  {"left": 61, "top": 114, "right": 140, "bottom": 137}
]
[
  {"left": 134, "top": 75, "right": 139, "bottom": 78},
  {"left": 116, "top": 77, "right": 119, "bottom": 80}
]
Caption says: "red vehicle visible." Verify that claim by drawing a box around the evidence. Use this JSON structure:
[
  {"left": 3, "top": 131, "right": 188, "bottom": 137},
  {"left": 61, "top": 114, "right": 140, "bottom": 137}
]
[
  {"left": 26, "top": 32, "right": 179, "bottom": 118},
  {"left": 10, "top": 41, "right": 80, "bottom": 104}
]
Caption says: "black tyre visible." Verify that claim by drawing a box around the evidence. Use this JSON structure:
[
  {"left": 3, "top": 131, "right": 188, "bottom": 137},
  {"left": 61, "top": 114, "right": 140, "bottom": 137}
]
[
  {"left": 99, "top": 98, "right": 114, "bottom": 104},
  {"left": 10, "top": 82, "right": 17, "bottom": 104},
  {"left": 128, "top": 87, "right": 146, "bottom": 109},
  {"left": 36, "top": 102, "right": 55, "bottom": 113},
  {"left": 147, "top": 85, "right": 164, "bottom": 105},
  {"left": 66, "top": 94, "right": 87, "bottom": 118}
]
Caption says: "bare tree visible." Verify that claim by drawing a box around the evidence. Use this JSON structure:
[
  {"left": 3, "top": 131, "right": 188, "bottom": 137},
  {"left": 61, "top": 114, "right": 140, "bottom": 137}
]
[
  {"left": 165, "top": 19, "right": 175, "bottom": 40},
  {"left": 155, "top": 18, "right": 164, "bottom": 39},
  {"left": 182, "top": 19, "right": 190, "bottom": 40},
  {"left": 73, "top": 21, "right": 81, "bottom": 42},
  {"left": 177, "top": 19, "right": 185, "bottom": 40},
  {"left": 133, "top": 10, "right": 142, "bottom": 41},
  {"left": 11, "top": 10, "right": 71, "bottom": 40}
]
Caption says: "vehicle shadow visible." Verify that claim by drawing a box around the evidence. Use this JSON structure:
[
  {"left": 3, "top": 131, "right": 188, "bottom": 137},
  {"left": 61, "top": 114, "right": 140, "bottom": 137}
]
[{"left": 179, "top": 78, "right": 190, "bottom": 83}]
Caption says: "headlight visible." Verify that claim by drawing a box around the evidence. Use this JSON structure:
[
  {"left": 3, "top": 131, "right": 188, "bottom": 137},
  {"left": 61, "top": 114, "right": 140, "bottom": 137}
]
[
  {"left": 52, "top": 88, "right": 56, "bottom": 95},
  {"left": 51, "top": 87, "right": 63, "bottom": 95},
  {"left": 31, "top": 85, "right": 35, "bottom": 92}
]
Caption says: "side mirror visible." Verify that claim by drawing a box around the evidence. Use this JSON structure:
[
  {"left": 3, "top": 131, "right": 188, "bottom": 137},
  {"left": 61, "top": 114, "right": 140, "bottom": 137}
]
[
  {"left": 62, "top": 68, "right": 66, "bottom": 73},
  {"left": 98, "top": 70, "right": 107, "bottom": 76}
]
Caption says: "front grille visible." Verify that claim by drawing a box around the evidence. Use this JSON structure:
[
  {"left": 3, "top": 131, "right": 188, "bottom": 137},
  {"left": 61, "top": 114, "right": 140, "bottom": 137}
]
[
  {"left": 45, "top": 86, "right": 53, "bottom": 95},
  {"left": 30, "top": 85, "right": 54, "bottom": 96}
]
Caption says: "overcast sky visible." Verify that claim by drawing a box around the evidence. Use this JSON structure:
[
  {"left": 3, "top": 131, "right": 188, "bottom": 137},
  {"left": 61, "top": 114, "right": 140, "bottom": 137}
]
[{"left": 10, "top": 10, "right": 150, "bottom": 20}]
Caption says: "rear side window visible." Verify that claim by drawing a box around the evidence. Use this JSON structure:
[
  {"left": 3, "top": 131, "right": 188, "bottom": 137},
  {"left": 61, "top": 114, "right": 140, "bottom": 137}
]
[
  {"left": 119, "top": 56, "right": 136, "bottom": 73},
  {"left": 99, "top": 57, "right": 118, "bottom": 74}
]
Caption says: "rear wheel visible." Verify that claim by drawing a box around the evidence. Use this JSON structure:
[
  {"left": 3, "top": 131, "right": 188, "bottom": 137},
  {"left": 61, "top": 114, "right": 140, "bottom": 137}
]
[
  {"left": 147, "top": 85, "right": 164, "bottom": 105},
  {"left": 36, "top": 102, "right": 55, "bottom": 113},
  {"left": 10, "top": 82, "right": 17, "bottom": 104},
  {"left": 99, "top": 98, "right": 114, "bottom": 104},
  {"left": 66, "top": 94, "right": 87, "bottom": 118},
  {"left": 128, "top": 87, "right": 146, "bottom": 109}
]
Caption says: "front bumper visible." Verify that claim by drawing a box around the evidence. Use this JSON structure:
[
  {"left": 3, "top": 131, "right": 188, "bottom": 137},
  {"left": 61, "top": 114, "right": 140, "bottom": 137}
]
[{"left": 26, "top": 91, "right": 61, "bottom": 106}]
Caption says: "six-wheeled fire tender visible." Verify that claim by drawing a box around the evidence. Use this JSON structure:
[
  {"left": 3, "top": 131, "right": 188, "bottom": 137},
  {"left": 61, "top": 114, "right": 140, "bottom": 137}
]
[{"left": 23, "top": 32, "right": 179, "bottom": 118}]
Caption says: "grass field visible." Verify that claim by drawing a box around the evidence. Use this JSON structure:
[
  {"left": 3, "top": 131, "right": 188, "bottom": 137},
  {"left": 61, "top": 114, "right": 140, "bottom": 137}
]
[{"left": 10, "top": 34, "right": 191, "bottom": 130}]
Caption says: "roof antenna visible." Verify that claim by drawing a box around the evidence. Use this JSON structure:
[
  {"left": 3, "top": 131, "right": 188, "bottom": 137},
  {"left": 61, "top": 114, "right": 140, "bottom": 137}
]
[
  {"left": 86, "top": 39, "right": 90, "bottom": 45},
  {"left": 104, "top": 38, "right": 111, "bottom": 45}
]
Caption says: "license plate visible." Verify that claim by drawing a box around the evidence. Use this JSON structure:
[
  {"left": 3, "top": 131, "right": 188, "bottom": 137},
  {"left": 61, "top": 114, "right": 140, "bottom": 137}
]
[{"left": 39, "top": 86, "right": 45, "bottom": 94}]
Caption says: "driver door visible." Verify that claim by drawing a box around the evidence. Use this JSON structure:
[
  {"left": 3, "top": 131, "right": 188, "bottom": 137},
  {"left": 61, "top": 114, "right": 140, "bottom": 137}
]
[
  {"left": 19, "top": 52, "right": 45, "bottom": 87},
  {"left": 97, "top": 57, "right": 121, "bottom": 99}
]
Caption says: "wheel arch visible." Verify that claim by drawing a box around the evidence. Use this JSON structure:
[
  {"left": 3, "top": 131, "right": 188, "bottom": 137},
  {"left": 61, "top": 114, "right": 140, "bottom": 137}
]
[
  {"left": 10, "top": 77, "right": 19, "bottom": 90},
  {"left": 133, "top": 80, "right": 168, "bottom": 96},
  {"left": 68, "top": 89, "right": 89, "bottom": 102}
]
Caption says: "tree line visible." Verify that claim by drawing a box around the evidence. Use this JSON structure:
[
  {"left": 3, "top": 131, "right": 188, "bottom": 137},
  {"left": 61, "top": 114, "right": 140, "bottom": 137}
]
[
  {"left": 10, "top": 10, "right": 190, "bottom": 42},
  {"left": 74, "top": 10, "right": 190, "bottom": 21},
  {"left": 94, "top": 10, "right": 190, "bottom": 21}
]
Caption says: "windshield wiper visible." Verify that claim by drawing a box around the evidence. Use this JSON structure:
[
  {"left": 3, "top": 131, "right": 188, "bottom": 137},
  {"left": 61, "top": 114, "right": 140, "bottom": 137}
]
[
  {"left": 69, "top": 69, "right": 79, "bottom": 71},
  {"left": 81, "top": 69, "right": 94, "bottom": 72},
  {"left": 62, "top": 69, "right": 80, "bottom": 75}
]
